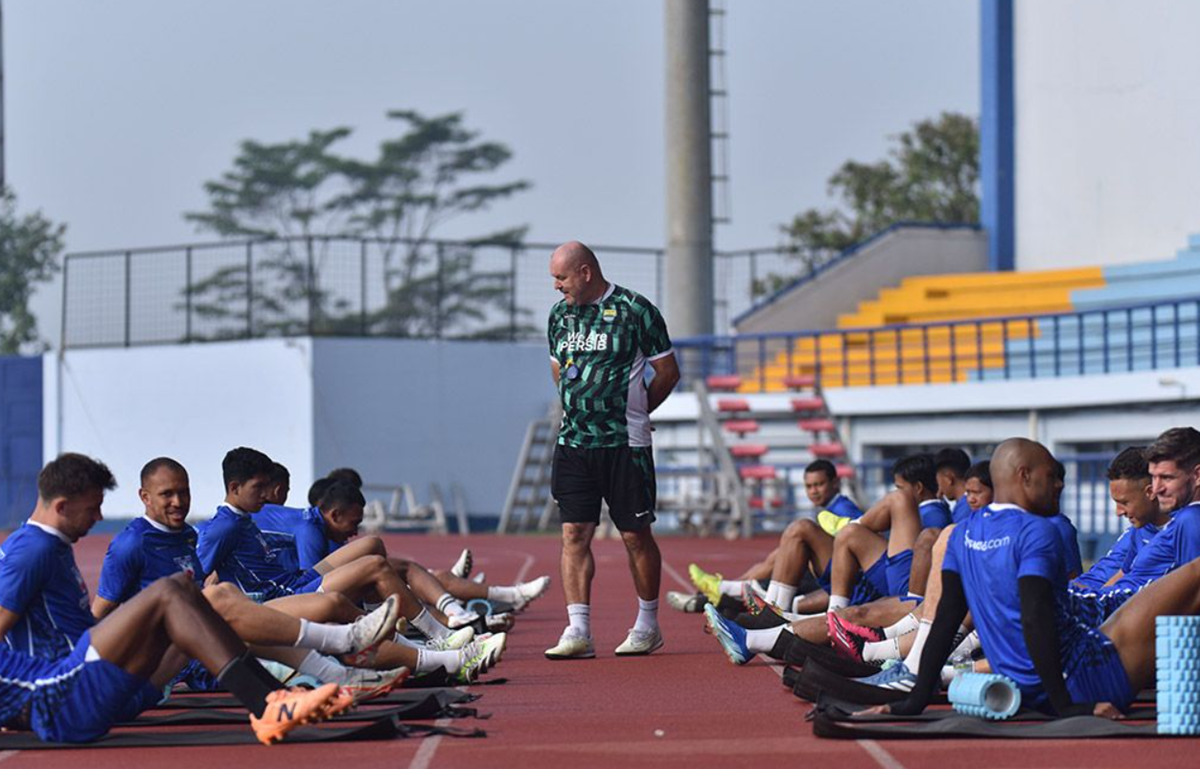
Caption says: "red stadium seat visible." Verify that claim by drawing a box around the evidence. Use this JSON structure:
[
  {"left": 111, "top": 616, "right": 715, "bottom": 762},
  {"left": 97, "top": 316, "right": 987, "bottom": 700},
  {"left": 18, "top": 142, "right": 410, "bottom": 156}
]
[
  {"left": 782, "top": 374, "right": 816, "bottom": 390},
  {"left": 723, "top": 419, "right": 760, "bottom": 436},
  {"left": 797, "top": 418, "right": 836, "bottom": 433},
  {"left": 739, "top": 465, "right": 777, "bottom": 480},
  {"left": 810, "top": 442, "right": 846, "bottom": 458},
  {"left": 836, "top": 464, "right": 856, "bottom": 479},
  {"left": 706, "top": 375, "right": 742, "bottom": 391},
  {"left": 717, "top": 398, "right": 752, "bottom": 413},
  {"left": 730, "top": 444, "right": 769, "bottom": 459},
  {"left": 790, "top": 397, "right": 826, "bottom": 412},
  {"left": 749, "top": 496, "right": 786, "bottom": 509}
]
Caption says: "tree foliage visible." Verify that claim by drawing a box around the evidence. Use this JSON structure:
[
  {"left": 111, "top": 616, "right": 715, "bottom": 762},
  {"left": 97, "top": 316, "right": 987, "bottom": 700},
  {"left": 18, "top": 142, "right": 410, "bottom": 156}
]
[
  {"left": 183, "top": 111, "right": 531, "bottom": 339},
  {"left": 765, "top": 112, "right": 979, "bottom": 296},
  {"left": 0, "top": 188, "right": 65, "bottom": 354}
]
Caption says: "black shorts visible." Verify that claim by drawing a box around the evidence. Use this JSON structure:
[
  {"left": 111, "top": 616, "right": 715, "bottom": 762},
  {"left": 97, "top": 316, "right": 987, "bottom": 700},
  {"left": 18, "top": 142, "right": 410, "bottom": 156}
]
[{"left": 551, "top": 444, "right": 657, "bottom": 532}]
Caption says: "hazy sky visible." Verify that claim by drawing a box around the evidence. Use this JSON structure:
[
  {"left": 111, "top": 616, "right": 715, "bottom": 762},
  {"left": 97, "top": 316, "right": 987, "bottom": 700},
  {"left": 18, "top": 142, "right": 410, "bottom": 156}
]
[{"left": 9, "top": 0, "right": 978, "bottom": 343}]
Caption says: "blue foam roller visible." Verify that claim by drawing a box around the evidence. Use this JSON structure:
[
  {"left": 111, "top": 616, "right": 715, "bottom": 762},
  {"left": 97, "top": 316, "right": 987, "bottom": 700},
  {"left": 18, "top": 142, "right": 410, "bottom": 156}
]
[
  {"left": 948, "top": 673, "right": 1021, "bottom": 720},
  {"left": 466, "top": 598, "right": 494, "bottom": 617}
]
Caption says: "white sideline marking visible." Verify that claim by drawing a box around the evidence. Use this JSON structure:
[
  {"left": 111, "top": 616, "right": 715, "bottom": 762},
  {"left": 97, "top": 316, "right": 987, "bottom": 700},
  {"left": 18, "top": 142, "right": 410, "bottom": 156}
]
[
  {"left": 514, "top": 551, "right": 535, "bottom": 584},
  {"left": 858, "top": 739, "right": 906, "bottom": 769},
  {"left": 0, "top": 751, "right": 19, "bottom": 764},
  {"left": 407, "top": 719, "right": 449, "bottom": 769},
  {"left": 661, "top": 560, "right": 691, "bottom": 591}
]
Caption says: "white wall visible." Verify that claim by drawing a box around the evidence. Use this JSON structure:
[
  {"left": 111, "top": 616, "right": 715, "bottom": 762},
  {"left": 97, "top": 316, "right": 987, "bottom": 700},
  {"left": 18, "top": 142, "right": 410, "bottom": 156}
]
[
  {"left": 1014, "top": 0, "right": 1200, "bottom": 269},
  {"left": 43, "top": 337, "right": 559, "bottom": 521},
  {"left": 310, "top": 338, "right": 555, "bottom": 518},
  {"left": 44, "top": 339, "right": 316, "bottom": 520}
]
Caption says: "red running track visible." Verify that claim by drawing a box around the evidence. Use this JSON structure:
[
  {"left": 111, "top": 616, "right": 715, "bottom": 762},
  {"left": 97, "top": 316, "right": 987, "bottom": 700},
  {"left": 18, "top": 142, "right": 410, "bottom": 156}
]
[{"left": 2, "top": 532, "right": 1199, "bottom": 768}]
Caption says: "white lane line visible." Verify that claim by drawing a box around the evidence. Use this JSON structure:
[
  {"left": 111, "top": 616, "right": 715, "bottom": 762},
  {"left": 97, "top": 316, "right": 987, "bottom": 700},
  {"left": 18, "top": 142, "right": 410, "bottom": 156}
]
[
  {"left": 858, "top": 739, "right": 907, "bottom": 769},
  {"left": 513, "top": 551, "right": 535, "bottom": 584},
  {"left": 407, "top": 720, "right": 449, "bottom": 769},
  {"left": 661, "top": 559, "right": 691, "bottom": 591},
  {"left": 0, "top": 751, "right": 19, "bottom": 765}
]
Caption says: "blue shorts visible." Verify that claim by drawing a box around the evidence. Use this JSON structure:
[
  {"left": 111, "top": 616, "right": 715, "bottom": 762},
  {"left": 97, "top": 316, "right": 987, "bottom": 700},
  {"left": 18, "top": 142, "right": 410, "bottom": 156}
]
[
  {"left": 817, "top": 561, "right": 833, "bottom": 593},
  {"left": 1067, "top": 586, "right": 1138, "bottom": 629},
  {"left": 256, "top": 568, "right": 323, "bottom": 600},
  {"left": 850, "top": 556, "right": 890, "bottom": 606},
  {"left": 885, "top": 549, "right": 913, "bottom": 597},
  {"left": 1064, "top": 628, "right": 1135, "bottom": 710},
  {"left": 171, "top": 658, "right": 221, "bottom": 692},
  {"left": 29, "top": 631, "right": 163, "bottom": 743}
]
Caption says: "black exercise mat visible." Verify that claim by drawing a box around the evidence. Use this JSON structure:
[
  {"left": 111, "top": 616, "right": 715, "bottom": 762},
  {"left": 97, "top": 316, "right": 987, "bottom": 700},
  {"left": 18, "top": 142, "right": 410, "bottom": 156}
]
[
  {"left": 0, "top": 713, "right": 488, "bottom": 749},
  {"left": 813, "top": 708, "right": 1163, "bottom": 740},
  {"left": 813, "top": 693, "right": 1158, "bottom": 724},
  {"left": 775, "top": 636, "right": 881, "bottom": 679},
  {"left": 155, "top": 687, "right": 475, "bottom": 711},
  {"left": 122, "top": 696, "right": 482, "bottom": 728}
]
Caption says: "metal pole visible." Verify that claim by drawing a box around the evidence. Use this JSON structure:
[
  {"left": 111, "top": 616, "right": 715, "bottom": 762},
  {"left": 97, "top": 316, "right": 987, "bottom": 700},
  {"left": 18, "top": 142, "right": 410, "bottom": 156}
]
[
  {"left": 185, "top": 246, "right": 193, "bottom": 342},
  {"left": 0, "top": 1, "right": 5, "bottom": 190},
  {"left": 245, "top": 242, "right": 253, "bottom": 338},
  {"left": 664, "top": 0, "right": 714, "bottom": 337},
  {"left": 123, "top": 251, "right": 131, "bottom": 347}
]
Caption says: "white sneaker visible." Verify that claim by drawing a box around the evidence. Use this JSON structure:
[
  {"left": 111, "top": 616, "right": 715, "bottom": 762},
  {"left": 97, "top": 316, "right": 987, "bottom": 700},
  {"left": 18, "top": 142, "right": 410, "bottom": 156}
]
[
  {"left": 347, "top": 595, "right": 401, "bottom": 653},
  {"left": 426, "top": 625, "right": 475, "bottom": 651},
  {"left": 510, "top": 576, "right": 552, "bottom": 612},
  {"left": 340, "top": 666, "right": 410, "bottom": 703},
  {"left": 471, "top": 572, "right": 487, "bottom": 584},
  {"left": 614, "top": 627, "right": 664, "bottom": 656},
  {"left": 446, "top": 611, "right": 482, "bottom": 630},
  {"left": 453, "top": 633, "right": 507, "bottom": 683},
  {"left": 485, "top": 612, "right": 515, "bottom": 632},
  {"left": 451, "top": 548, "right": 473, "bottom": 579},
  {"left": 544, "top": 628, "right": 595, "bottom": 660}
]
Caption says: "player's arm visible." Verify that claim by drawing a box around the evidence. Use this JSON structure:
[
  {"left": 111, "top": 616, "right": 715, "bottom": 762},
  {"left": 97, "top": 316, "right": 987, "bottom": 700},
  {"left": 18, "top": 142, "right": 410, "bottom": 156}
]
[
  {"left": 646, "top": 352, "right": 680, "bottom": 413},
  {"left": 550, "top": 358, "right": 560, "bottom": 385},
  {"left": 0, "top": 539, "right": 52, "bottom": 643},
  {"left": 1019, "top": 575, "right": 1091, "bottom": 716},
  {"left": 0, "top": 607, "right": 21, "bottom": 643},
  {"left": 295, "top": 523, "right": 329, "bottom": 572},
  {"left": 91, "top": 596, "right": 121, "bottom": 620},
  {"left": 196, "top": 518, "right": 237, "bottom": 580},
  {"left": 93, "top": 534, "right": 141, "bottom": 619}
]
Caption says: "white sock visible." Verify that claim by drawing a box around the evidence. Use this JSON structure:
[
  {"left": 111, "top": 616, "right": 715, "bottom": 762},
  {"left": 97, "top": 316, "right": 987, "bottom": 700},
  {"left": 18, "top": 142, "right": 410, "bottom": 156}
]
[
  {"left": 828, "top": 594, "right": 850, "bottom": 611},
  {"left": 745, "top": 625, "right": 785, "bottom": 654},
  {"left": 718, "top": 580, "right": 744, "bottom": 597},
  {"left": 634, "top": 598, "right": 659, "bottom": 633},
  {"left": 294, "top": 618, "right": 354, "bottom": 654},
  {"left": 487, "top": 584, "right": 520, "bottom": 604},
  {"left": 410, "top": 608, "right": 450, "bottom": 639},
  {"left": 567, "top": 603, "right": 591, "bottom": 637},
  {"left": 883, "top": 612, "right": 921, "bottom": 639},
  {"left": 953, "top": 628, "right": 981, "bottom": 657},
  {"left": 903, "top": 619, "right": 933, "bottom": 674},
  {"left": 863, "top": 637, "right": 902, "bottom": 662},
  {"left": 436, "top": 593, "right": 470, "bottom": 618},
  {"left": 295, "top": 650, "right": 349, "bottom": 684},
  {"left": 767, "top": 581, "right": 798, "bottom": 610},
  {"left": 415, "top": 646, "right": 463, "bottom": 674}
]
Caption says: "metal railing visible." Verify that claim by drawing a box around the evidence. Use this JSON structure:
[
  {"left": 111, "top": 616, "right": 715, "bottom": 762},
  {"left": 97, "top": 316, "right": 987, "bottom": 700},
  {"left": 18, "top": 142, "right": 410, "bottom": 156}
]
[
  {"left": 60, "top": 236, "right": 805, "bottom": 349},
  {"left": 674, "top": 295, "right": 1200, "bottom": 390}
]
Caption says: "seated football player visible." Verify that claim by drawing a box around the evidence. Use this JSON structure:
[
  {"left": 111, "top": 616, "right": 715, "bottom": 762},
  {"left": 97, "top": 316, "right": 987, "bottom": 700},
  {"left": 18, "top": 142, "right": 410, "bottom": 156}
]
[
  {"left": 687, "top": 459, "right": 861, "bottom": 612},
  {"left": 873, "top": 436, "right": 1200, "bottom": 718}
]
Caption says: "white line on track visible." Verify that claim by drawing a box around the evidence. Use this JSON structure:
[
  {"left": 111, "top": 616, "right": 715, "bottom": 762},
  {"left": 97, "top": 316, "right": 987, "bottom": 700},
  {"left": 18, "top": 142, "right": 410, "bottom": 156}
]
[
  {"left": 513, "top": 551, "right": 535, "bottom": 584},
  {"left": 661, "top": 560, "right": 691, "bottom": 592},
  {"left": 0, "top": 750, "right": 19, "bottom": 765},
  {"left": 857, "top": 738, "right": 906, "bottom": 769}
]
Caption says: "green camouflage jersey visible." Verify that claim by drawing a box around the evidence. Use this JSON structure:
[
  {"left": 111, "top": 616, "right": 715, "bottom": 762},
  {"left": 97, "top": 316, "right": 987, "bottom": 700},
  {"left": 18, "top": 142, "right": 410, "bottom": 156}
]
[{"left": 547, "top": 283, "right": 674, "bottom": 448}]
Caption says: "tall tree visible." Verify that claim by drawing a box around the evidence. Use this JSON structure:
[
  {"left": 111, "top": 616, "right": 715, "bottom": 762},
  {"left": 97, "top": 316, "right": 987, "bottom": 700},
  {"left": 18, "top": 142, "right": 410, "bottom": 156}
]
[
  {"left": 765, "top": 112, "right": 979, "bottom": 295},
  {"left": 184, "top": 112, "right": 531, "bottom": 340},
  {"left": 0, "top": 188, "right": 65, "bottom": 353}
]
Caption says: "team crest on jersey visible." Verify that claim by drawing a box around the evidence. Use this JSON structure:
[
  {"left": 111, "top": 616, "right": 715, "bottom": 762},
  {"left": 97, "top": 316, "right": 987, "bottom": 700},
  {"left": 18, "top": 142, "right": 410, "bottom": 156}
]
[
  {"left": 175, "top": 556, "right": 197, "bottom": 578},
  {"left": 602, "top": 308, "right": 617, "bottom": 322},
  {"left": 558, "top": 331, "right": 609, "bottom": 353}
]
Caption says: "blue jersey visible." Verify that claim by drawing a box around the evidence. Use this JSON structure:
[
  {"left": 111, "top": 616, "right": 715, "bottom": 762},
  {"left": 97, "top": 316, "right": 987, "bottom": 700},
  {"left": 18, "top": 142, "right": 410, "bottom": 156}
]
[
  {"left": 919, "top": 498, "right": 952, "bottom": 529},
  {"left": 96, "top": 517, "right": 204, "bottom": 604},
  {"left": 254, "top": 504, "right": 341, "bottom": 571},
  {"left": 1107, "top": 503, "right": 1200, "bottom": 594},
  {"left": 1073, "top": 522, "right": 1161, "bottom": 591},
  {"left": 196, "top": 505, "right": 302, "bottom": 595},
  {"left": 943, "top": 504, "right": 1084, "bottom": 708},
  {"left": 0, "top": 524, "right": 94, "bottom": 661},
  {"left": 1048, "top": 513, "right": 1084, "bottom": 579},
  {"left": 824, "top": 494, "right": 863, "bottom": 520},
  {"left": 951, "top": 494, "right": 973, "bottom": 525}
]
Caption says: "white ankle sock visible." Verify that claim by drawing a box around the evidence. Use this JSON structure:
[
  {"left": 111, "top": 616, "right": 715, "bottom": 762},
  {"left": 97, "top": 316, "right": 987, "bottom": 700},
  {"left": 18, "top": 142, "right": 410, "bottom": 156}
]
[
  {"left": 437, "top": 593, "right": 470, "bottom": 618},
  {"left": 745, "top": 625, "right": 785, "bottom": 654},
  {"left": 295, "top": 650, "right": 349, "bottom": 683},
  {"left": 416, "top": 646, "right": 462, "bottom": 674},
  {"left": 410, "top": 608, "right": 450, "bottom": 639},
  {"left": 903, "top": 619, "right": 933, "bottom": 674},
  {"left": 767, "top": 581, "right": 798, "bottom": 610},
  {"left": 718, "top": 579, "right": 744, "bottom": 597},
  {"left": 828, "top": 594, "right": 850, "bottom": 611},
  {"left": 883, "top": 612, "right": 920, "bottom": 639},
  {"left": 863, "top": 637, "right": 902, "bottom": 662},
  {"left": 567, "top": 603, "right": 591, "bottom": 637},
  {"left": 487, "top": 584, "right": 520, "bottom": 604},
  {"left": 294, "top": 618, "right": 355, "bottom": 654},
  {"left": 634, "top": 598, "right": 659, "bottom": 633}
]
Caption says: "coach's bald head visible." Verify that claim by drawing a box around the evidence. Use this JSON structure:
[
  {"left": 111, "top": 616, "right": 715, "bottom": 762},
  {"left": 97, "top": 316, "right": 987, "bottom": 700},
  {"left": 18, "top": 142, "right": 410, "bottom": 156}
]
[
  {"left": 550, "top": 240, "right": 607, "bottom": 305},
  {"left": 991, "top": 438, "right": 1059, "bottom": 516}
]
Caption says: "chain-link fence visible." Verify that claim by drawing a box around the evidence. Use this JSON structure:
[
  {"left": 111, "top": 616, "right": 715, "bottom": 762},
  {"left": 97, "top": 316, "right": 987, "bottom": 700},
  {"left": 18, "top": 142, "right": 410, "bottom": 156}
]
[{"left": 61, "top": 237, "right": 803, "bottom": 348}]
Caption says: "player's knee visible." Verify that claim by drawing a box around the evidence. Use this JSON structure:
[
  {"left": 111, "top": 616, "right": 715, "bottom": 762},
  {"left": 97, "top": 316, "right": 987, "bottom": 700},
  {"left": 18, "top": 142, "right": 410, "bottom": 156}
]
[
  {"left": 202, "top": 581, "right": 241, "bottom": 610},
  {"left": 361, "top": 553, "right": 388, "bottom": 576},
  {"left": 781, "top": 520, "right": 809, "bottom": 544},
  {"left": 562, "top": 525, "right": 592, "bottom": 550},
  {"left": 359, "top": 536, "right": 387, "bottom": 556},
  {"left": 620, "top": 529, "right": 654, "bottom": 554}
]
